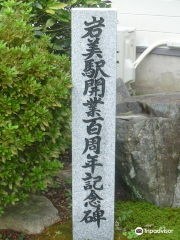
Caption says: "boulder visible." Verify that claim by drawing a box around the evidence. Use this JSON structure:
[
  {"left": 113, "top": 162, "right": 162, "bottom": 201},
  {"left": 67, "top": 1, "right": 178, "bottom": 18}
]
[
  {"left": 116, "top": 93, "right": 180, "bottom": 207},
  {"left": 116, "top": 78, "right": 131, "bottom": 104},
  {"left": 0, "top": 166, "right": 72, "bottom": 234},
  {"left": 0, "top": 194, "right": 60, "bottom": 234}
]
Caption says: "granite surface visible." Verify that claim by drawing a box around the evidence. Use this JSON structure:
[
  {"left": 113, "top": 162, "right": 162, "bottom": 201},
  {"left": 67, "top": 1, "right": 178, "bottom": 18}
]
[
  {"left": 72, "top": 8, "right": 117, "bottom": 240},
  {"left": 116, "top": 78, "right": 131, "bottom": 104},
  {"left": 115, "top": 93, "right": 180, "bottom": 208}
]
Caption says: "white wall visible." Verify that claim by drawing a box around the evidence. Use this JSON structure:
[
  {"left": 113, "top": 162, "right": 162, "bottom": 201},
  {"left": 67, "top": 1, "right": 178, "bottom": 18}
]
[
  {"left": 112, "top": 0, "right": 180, "bottom": 94},
  {"left": 111, "top": 0, "right": 180, "bottom": 46},
  {"left": 133, "top": 53, "right": 180, "bottom": 94}
]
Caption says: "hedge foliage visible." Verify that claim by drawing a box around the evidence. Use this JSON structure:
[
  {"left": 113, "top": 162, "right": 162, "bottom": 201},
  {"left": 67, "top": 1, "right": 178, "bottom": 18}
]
[
  {"left": 24, "top": 0, "right": 111, "bottom": 56},
  {"left": 0, "top": 0, "right": 72, "bottom": 215}
]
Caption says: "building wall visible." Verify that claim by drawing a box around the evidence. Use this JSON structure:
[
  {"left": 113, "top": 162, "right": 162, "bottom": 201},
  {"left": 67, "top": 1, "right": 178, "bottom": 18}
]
[
  {"left": 111, "top": 0, "right": 180, "bottom": 94},
  {"left": 132, "top": 53, "right": 180, "bottom": 95}
]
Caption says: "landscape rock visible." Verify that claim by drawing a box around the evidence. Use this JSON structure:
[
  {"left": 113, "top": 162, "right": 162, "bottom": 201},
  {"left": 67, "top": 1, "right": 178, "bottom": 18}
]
[
  {"left": 116, "top": 93, "right": 180, "bottom": 207},
  {"left": 0, "top": 165, "right": 72, "bottom": 234},
  {"left": 0, "top": 194, "right": 60, "bottom": 234},
  {"left": 116, "top": 78, "right": 131, "bottom": 104},
  {"left": 0, "top": 166, "right": 72, "bottom": 235},
  {"left": 55, "top": 164, "right": 72, "bottom": 181}
]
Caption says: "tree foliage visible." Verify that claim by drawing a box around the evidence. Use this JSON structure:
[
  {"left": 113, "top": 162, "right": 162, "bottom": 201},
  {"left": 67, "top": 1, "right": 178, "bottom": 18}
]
[
  {"left": 26, "top": 0, "right": 111, "bottom": 56},
  {"left": 0, "top": 0, "right": 72, "bottom": 215},
  {"left": 0, "top": 0, "right": 112, "bottom": 216}
]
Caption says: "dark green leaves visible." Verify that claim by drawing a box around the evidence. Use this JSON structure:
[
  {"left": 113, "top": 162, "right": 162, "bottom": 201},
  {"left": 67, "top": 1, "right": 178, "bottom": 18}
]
[
  {"left": 46, "top": 18, "right": 56, "bottom": 28},
  {"left": 48, "top": 2, "right": 67, "bottom": 9},
  {"left": 0, "top": 0, "right": 72, "bottom": 216},
  {"left": 30, "top": 0, "right": 111, "bottom": 56},
  {"left": 35, "top": 2, "right": 43, "bottom": 9}
]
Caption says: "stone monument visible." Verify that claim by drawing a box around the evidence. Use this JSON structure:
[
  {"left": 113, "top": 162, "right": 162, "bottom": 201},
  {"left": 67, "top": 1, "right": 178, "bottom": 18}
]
[{"left": 72, "top": 8, "right": 117, "bottom": 240}]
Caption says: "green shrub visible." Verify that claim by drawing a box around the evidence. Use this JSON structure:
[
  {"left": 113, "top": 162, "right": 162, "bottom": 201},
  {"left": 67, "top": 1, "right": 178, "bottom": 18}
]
[
  {"left": 0, "top": 1, "right": 112, "bottom": 56},
  {"left": 31, "top": 0, "right": 112, "bottom": 56},
  {"left": 0, "top": 0, "right": 72, "bottom": 215},
  {"left": 24, "top": 0, "right": 111, "bottom": 56}
]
